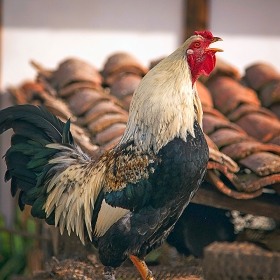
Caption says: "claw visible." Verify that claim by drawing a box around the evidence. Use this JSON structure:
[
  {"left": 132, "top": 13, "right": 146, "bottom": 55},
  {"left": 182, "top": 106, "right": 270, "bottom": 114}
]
[{"left": 129, "top": 255, "right": 155, "bottom": 280}]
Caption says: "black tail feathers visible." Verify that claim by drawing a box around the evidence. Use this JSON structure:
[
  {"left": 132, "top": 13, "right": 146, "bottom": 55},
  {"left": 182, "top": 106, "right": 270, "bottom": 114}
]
[
  {"left": 0, "top": 105, "right": 66, "bottom": 143},
  {"left": 0, "top": 105, "right": 73, "bottom": 211}
]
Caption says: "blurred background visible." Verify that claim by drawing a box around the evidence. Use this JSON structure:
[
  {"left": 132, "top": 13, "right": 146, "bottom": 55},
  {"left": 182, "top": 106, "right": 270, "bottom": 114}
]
[
  {"left": 1, "top": 0, "right": 280, "bottom": 279},
  {"left": 2, "top": 0, "right": 280, "bottom": 88}
]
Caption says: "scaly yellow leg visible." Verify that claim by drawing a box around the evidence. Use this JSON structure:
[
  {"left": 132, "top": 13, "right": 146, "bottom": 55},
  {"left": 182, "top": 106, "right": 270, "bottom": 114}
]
[{"left": 129, "top": 255, "right": 155, "bottom": 280}]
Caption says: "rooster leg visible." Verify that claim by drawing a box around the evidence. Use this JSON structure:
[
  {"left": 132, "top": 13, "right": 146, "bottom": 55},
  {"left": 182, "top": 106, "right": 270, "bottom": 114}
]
[
  {"left": 129, "top": 255, "right": 155, "bottom": 280},
  {"left": 103, "top": 266, "right": 116, "bottom": 280}
]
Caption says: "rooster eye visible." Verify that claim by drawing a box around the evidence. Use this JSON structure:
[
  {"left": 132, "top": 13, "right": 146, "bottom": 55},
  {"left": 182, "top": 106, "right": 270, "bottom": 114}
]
[{"left": 194, "top": 42, "right": 201, "bottom": 48}]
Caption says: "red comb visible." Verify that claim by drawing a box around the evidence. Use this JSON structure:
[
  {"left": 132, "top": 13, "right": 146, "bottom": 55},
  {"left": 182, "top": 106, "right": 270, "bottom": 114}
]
[{"left": 194, "top": 30, "right": 214, "bottom": 40}]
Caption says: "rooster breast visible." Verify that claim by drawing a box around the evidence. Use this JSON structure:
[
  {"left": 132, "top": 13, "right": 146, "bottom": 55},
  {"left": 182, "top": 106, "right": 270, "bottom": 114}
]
[{"left": 96, "top": 120, "right": 209, "bottom": 267}]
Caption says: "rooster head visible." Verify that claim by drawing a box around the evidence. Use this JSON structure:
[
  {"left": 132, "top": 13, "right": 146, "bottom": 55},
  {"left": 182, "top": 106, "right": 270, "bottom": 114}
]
[{"left": 186, "top": 30, "right": 223, "bottom": 86}]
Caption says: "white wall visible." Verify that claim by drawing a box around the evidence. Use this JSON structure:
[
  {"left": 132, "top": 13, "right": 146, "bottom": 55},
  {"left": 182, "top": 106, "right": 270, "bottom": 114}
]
[
  {"left": 2, "top": 0, "right": 184, "bottom": 89},
  {"left": 3, "top": 1, "right": 280, "bottom": 88},
  {"left": 209, "top": 0, "right": 280, "bottom": 74}
]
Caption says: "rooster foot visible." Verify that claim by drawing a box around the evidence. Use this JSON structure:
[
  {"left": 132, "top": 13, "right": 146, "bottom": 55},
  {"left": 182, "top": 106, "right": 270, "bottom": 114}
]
[{"left": 129, "top": 254, "right": 155, "bottom": 280}]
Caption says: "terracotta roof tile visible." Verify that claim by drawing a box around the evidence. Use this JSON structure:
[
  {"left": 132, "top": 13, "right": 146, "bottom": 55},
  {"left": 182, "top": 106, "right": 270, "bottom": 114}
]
[
  {"left": 209, "top": 128, "right": 253, "bottom": 149},
  {"left": 88, "top": 114, "right": 128, "bottom": 134},
  {"left": 66, "top": 88, "right": 108, "bottom": 116},
  {"left": 269, "top": 134, "right": 280, "bottom": 146},
  {"left": 202, "top": 106, "right": 228, "bottom": 120},
  {"left": 259, "top": 80, "right": 280, "bottom": 108},
  {"left": 227, "top": 104, "right": 277, "bottom": 122},
  {"left": 239, "top": 152, "right": 280, "bottom": 176},
  {"left": 109, "top": 73, "right": 142, "bottom": 110},
  {"left": 53, "top": 58, "right": 103, "bottom": 90},
  {"left": 235, "top": 113, "right": 280, "bottom": 143},
  {"left": 83, "top": 100, "right": 128, "bottom": 125},
  {"left": 208, "top": 76, "right": 260, "bottom": 115},
  {"left": 270, "top": 102, "right": 280, "bottom": 120},
  {"left": 203, "top": 114, "right": 246, "bottom": 135},
  {"left": 58, "top": 82, "right": 101, "bottom": 98},
  {"left": 243, "top": 63, "right": 280, "bottom": 123},
  {"left": 101, "top": 52, "right": 148, "bottom": 85},
  {"left": 221, "top": 141, "right": 280, "bottom": 161},
  {"left": 95, "top": 123, "right": 126, "bottom": 146},
  {"left": 196, "top": 81, "right": 213, "bottom": 107},
  {"left": 245, "top": 63, "right": 280, "bottom": 91}
]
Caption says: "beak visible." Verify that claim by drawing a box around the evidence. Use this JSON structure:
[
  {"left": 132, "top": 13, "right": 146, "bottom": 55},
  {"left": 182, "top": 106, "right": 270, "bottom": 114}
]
[
  {"left": 208, "top": 37, "right": 223, "bottom": 52},
  {"left": 212, "top": 37, "right": 223, "bottom": 43},
  {"left": 207, "top": 47, "right": 223, "bottom": 53}
]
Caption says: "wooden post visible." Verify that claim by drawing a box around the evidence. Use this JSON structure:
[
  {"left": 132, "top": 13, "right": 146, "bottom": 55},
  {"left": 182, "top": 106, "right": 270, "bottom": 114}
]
[
  {"left": 0, "top": 0, "right": 15, "bottom": 227},
  {"left": 184, "top": 0, "right": 209, "bottom": 40}
]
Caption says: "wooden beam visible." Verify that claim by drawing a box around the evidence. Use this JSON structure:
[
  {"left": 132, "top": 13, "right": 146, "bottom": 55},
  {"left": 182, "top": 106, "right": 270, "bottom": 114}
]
[
  {"left": 192, "top": 184, "right": 280, "bottom": 221},
  {"left": 184, "top": 0, "right": 209, "bottom": 40}
]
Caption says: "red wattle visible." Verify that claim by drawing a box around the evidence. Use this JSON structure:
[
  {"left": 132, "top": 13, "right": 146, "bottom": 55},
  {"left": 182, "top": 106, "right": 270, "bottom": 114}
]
[
  {"left": 187, "top": 50, "right": 217, "bottom": 86},
  {"left": 201, "top": 52, "right": 216, "bottom": 76}
]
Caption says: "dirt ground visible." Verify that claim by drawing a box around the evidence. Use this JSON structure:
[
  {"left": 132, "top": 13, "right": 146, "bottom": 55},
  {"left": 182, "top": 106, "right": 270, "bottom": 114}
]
[{"left": 11, "top": 251, "right": 204, "bottom": 280}]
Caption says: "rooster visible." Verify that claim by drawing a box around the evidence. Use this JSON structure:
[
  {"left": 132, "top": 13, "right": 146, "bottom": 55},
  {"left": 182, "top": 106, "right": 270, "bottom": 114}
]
[{"left": 0, "top": 30, "right": 222, "bottom": 280}]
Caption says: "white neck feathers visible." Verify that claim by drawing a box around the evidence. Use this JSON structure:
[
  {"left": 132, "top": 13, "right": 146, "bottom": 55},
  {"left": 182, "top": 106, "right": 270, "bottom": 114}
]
[{"left": 118, "top": 40, "right": 203, "bottom": 154}]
